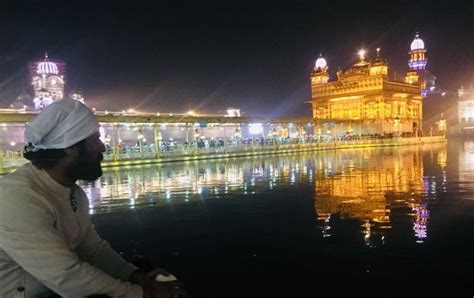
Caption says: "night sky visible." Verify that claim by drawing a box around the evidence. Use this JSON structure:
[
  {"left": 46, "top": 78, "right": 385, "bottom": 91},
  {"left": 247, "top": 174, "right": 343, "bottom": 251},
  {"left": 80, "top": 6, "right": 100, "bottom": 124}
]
[{"left": 0, "top": 1, "right": 473, "bottom": 117}]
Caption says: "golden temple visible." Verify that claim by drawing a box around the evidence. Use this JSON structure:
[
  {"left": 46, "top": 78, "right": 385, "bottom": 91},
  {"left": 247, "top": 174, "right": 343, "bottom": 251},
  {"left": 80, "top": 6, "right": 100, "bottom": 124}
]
[{"left": 310, "top": 49, "right": 423, "bottom": 136}]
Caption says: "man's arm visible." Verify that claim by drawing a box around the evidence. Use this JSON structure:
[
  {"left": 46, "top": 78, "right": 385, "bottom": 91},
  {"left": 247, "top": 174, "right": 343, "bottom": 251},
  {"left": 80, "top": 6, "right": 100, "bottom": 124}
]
[
  {"left": 0, "top": 191, "right": 142, "bottom": 297},
  {"left": 76, "top": 221, "right": 187, "bottom": 298},
  {"left": 75, "top": 221, "right": 139, "bottom": 281}
]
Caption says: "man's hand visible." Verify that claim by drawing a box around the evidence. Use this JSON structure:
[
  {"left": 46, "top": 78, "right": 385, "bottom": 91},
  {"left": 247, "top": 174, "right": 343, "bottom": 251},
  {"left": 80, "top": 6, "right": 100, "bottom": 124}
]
[
  {"left": 129, "top": 269, "right": 188, "bottom": 298},
  {"left": 143, "top": 280, "right": 187, "bottom": 298}
]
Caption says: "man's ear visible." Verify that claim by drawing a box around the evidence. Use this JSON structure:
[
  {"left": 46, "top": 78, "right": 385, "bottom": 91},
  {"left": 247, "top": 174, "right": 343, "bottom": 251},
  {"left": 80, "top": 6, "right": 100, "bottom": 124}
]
[{"left": 64, "top": 146, "right": 80, "bottom": 158}]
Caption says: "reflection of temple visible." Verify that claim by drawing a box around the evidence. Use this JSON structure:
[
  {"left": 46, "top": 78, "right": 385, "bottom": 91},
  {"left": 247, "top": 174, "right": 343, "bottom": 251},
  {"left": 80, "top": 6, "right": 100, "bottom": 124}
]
[
  {"left": 458, "top": 141, "right": 474, "bottom": 182},
  {"left": 310, "top": 49, "right": 422, "bottom": 136},
  {"left": 314, "top": 145, "right": 445, "bottom": 244}
]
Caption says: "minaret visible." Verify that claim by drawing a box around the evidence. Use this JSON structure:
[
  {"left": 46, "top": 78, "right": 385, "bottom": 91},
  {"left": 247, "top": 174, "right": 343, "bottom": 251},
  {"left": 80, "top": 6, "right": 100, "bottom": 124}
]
[
  {"left": 405, "top": 33, "right": 435, "bottom": 97},
  {"left": 404, "top": 33, "right": 426, "bottom": 86},
  {"left": 408, "top": 33, "right": 427, "bottom": 70},
  {"left": 311, "top": 53, "right": 329, "bottom": 84}
]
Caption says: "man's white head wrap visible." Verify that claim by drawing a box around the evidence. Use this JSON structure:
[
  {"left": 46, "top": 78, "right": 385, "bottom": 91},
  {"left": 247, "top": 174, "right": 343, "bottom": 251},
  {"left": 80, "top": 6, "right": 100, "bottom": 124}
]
[{"left": 25, "top": 99, "right": 100, "bottom": 152}]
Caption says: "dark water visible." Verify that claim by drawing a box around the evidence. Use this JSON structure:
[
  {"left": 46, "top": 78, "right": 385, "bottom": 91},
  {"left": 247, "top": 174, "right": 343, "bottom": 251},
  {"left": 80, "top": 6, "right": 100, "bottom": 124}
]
[{"left": 82, "top": 139, "right": 474, "bottom": 296}]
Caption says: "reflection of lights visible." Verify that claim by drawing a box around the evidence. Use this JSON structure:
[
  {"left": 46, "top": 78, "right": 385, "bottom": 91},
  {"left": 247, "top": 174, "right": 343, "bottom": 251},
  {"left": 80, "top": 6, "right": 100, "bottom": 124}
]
[
  {"left": 413, "top": 203, "right": 429, "bottom": 243},
  {"left": 321, "top": 215, "right": 332, "bottom": 238},
  {"left": 362, "top": 221, "right": 371, "bottom": 246},
  {"left": 82, "top": 140, "right": 439, "bottom": 252}
]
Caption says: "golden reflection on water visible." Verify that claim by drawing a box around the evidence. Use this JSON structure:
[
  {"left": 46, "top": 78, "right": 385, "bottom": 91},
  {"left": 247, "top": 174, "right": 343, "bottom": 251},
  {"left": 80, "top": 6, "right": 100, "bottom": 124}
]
[
  {"left": 81, "top": 143, "right": 447, "bottom": 244},
  {"left": 313, "top": 146, "right": 437, "bottom": 245}
]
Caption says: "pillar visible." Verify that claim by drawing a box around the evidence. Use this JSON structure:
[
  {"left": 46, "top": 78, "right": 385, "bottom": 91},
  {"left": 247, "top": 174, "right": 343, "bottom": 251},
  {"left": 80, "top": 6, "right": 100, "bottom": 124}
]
[
  {"left": 111, "top": 124, "right": 117, "bottom": 161},
  {"left": 153, "top": 124, "right": 160, "bottom": 159}
]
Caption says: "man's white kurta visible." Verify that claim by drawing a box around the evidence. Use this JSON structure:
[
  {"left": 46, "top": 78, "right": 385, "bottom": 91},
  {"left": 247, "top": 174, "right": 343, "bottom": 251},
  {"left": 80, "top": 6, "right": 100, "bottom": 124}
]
[{"left": 0, "top": 163, "right": 143, "bottom": 297}]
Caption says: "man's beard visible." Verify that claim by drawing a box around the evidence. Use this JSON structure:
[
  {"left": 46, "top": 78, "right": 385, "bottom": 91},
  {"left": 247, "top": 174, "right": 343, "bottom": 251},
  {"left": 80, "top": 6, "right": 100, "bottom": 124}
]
[{"left": 67, "top": 153, "right": 103, "bottom": 182}]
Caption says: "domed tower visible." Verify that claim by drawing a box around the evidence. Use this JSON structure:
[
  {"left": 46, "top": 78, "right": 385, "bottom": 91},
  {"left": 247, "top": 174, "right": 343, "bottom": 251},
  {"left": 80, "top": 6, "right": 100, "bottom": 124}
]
[
  {"left": 29, "top": 53, "right": 66, "bottom": 108},
  {"left": 404, "top": 33, "right": 436, "bottom": 97},
  {"left": 311, "top": 53, "right": 329, "bottom": 84},
  {"left": 409, "top": 33, "right": 427, "bottom": 70}
]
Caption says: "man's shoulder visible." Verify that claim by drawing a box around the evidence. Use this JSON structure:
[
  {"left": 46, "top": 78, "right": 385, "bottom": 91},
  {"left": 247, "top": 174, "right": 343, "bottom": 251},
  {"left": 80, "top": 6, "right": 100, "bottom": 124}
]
[
  {"left": 0, "top": 163, "right": 49, "bottom": 200},
  {"left": 0, "top": 164, "right": 56, "bottom": 215},
  {"left": 0, "top": 163, "right": 36, "bottom": 188}
]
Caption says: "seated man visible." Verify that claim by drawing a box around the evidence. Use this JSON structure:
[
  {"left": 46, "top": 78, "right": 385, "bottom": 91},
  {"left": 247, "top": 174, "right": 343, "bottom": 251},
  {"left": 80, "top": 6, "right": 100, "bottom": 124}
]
[{"left": 0, "top": 99, "right": 185, "bottom": 297}]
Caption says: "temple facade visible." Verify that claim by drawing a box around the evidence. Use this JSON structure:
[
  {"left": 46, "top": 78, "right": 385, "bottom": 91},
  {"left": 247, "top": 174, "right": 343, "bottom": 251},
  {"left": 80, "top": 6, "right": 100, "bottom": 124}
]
[{"left": 310, "top": 49, "right": 423, "bottom": 136}]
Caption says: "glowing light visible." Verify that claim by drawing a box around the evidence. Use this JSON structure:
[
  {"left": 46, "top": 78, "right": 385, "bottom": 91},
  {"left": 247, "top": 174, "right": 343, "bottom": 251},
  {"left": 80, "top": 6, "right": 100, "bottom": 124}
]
[
  {"left": 409, "top": 60, "right": 427, "bottom": 70},
  {"left": 358, "top": 49, "right": 366, "bottom": 60},
  {"left": 9, "top": 140, "right": 16, "bottom": 146},
  {"left": 315, "top": 53, "right": 327, "bottom": 69},
  {"left": 410, "top": 34, "right": 425, "bottom": 51},
  {"left": 226, "top": 108, "right": 241, "bottom": 117},
  {"left": 36, "top": 61, "right": 59, "bottom": 75},
  {"left": 249, "top": 123, "right": 264, "bottom": 135},
  {"left": 127, "top": 108, "right": 136, "bottom": 113},
  {"left": 99, "top": 127, "right": 106, "bottom": 143},
  {"left": 156, "top": 112, "right": 161, "bottom": 116},
  {"left": 187, "top": 110, "right": 195, "bottom": 116}
]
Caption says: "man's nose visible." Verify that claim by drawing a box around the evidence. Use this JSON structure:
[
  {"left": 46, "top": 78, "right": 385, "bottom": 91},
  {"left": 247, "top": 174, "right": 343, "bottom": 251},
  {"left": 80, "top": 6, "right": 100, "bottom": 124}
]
[{"left": 99, "top": 140, "right": 106, "bottom": 152}]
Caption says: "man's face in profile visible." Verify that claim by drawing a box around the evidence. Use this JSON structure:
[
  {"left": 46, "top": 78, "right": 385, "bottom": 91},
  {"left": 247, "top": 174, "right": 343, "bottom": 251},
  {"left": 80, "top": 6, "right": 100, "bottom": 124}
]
[{"left": 68, "top": 132, "right": 106, "bottom": 182}]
